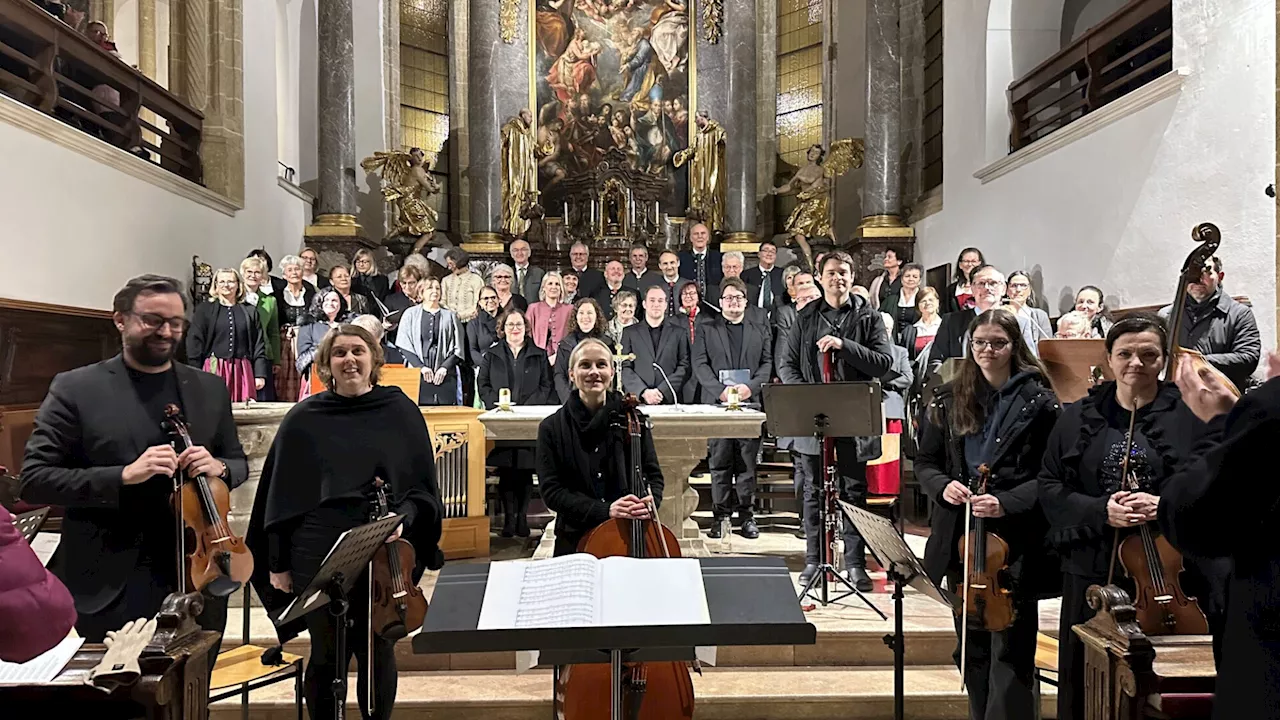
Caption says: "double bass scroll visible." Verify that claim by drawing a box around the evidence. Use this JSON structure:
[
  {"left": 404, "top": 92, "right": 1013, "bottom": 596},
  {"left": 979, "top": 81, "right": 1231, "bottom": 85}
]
[{"left": 1165, "top": 223, "right": 1240, "bottom": 397}]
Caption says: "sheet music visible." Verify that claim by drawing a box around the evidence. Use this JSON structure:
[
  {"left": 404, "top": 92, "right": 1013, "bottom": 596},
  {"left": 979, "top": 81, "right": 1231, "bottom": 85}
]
[
  {"left": 0, "top": 636, "right": 83, "bottom": 685},
  {"left": 31, "top": 532, "right": 59, "bottom": 567}
]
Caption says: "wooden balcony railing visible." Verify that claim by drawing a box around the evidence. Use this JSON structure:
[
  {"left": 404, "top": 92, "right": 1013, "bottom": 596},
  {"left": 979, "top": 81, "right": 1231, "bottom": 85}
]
[
  {"left": 0, "top": 0, "right": 202, "bottom": 183},
  {"left": 1008, "top": 0, "right": 1172, "bottom": 152}
]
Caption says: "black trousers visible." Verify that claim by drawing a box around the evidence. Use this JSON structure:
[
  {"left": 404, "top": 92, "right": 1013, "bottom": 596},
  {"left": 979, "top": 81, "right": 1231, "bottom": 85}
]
[
  {"left": 75, "top": 559, "right": 228, "bottom": 673},
  {"left": 790, "top": 449, "right": 812, "bottom": 499},
  {"left": 709, "top": 437, "right": 760, "bottom": 520},
  {"left": 799, "top": 450, "right": 867, "bottom": 568},
  {"left": 947, "top": 571, "right": 1039, "bottom": 720},
  {"left": 302, "top": 571, "right": 398, "bottom": 720}
]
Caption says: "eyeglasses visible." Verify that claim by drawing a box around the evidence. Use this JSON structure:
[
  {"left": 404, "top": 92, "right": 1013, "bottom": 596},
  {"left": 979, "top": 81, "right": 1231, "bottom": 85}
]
[
  {"left": 722, "top": 294, "right": 746, "bottom": 302},
  {"left": 971, "top": 339, "right": 1011, "bottom": 351},
  {"left": 480, "top": 296, "right": 499, "bottom": 302},
  {"left": 974, "top": 279, "right": 1005, "bottom": 289},
  {"left": 132, "top": 312, "right": 189, "bottom": 333},
  {"left": 1008, "top": 282, "right": 1030, "bottom": 290}
]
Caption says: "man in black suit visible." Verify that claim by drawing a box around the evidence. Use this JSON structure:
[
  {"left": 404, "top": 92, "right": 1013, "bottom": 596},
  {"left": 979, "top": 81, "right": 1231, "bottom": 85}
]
[
  {"left": 569, "top": 242, "right": 606, "bottom": 301},
  {"left": 743, "top": 240, "right": 786, "bottom": 316},
  {"left": 509, "top": 239, "right": 545, "bottom": 300},
  {"left": 598, "top": 260, "right": 630, "bottom": 318},
  {"left": 926, "top": 264, "right": 1038, "bottom": 375},
  {"left": 622, "top": 244, "right": 663, "bottom": 294},
  {"left": 20, "top": 275, "right": 248, "bottom": 656},
  {"left": 721, "top": 251, "right": 767, "bottom": 325},
  {"left": 656, "top": 250, "right": 694, "bottom": 317},
  {"left": 693, "top": 277, "right": 772, "bottom": 540},
  {"left": 622, "top": 286, "right": 691, "bottom": 404},
  {"left": 779, "top": 251, "right": 894, "bottom": 591},
  {"left": 679, "top": 223, "right": 722, "bottom": 299}
]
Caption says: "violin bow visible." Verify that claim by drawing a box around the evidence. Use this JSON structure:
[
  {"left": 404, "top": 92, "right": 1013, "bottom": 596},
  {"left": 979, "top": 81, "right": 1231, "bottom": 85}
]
[
  {"left": 959, "top": 477, "right": 973, "bottom": 692},
  {"left": 1107, "top": 410, "right": 1139, "bottom": 586}
]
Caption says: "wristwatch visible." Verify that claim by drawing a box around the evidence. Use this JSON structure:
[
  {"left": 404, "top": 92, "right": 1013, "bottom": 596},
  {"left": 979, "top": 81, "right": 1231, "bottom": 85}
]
[{"left": 217, "top": 460, "right": 229, "bottom": 480}]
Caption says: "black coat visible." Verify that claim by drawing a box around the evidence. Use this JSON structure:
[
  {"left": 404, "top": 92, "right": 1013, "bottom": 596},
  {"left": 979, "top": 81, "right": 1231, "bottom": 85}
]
[
  {"left": 1158, "top": 290, "right": 1262, "bottom": 389},
  {"left": 1160, "top": 378, "right": 1280, "bottom": 719},
  {"left": 536, "top": 392, "right": 664, "bottom": 552},
  {"left": 19, "top": 356, "right": 248, "bottom": 616},
  {"left": 678, "top": 250, "right": 722, "bottom": 293},
  {"left": 621, "top": 318, "right": 690, "bottom": 403},
  {"left": 622, "top": 270, "right": 664, "bottom": 294},
  {"left": 742, "top": 265, "right": 786, "bottom": 312},
  {"left": 691, "top": 315, "right": 772, "bottom": 405},
  {"left": 771, "top": 302, "right": 798, "bottom": 366},
  {"left": 479, "top": 342, "right": 554, "bottom": 469},
  {"left": 466, "top": 312, "right": 499, "bottom": 368},
  {"left": 916, "top": 373, "right": 1061, "bottom": 596},
  {"left": 352, "top": 272, "right": 391, "bottom": 303},
  {"left": 573, "top": 267, "right": 607, "bottom": 303},
  {"left": 186, "top": 301, "right": 270, "bottom": 378}
]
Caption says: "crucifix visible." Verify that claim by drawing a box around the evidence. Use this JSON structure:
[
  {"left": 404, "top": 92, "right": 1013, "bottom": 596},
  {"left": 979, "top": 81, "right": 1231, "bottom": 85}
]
[{"left": 612, "top": 342, "right": 636, "bottom": 393}]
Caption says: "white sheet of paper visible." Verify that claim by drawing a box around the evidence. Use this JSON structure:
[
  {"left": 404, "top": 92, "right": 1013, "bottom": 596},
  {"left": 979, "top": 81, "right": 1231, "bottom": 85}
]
[
  {"left": 0, "top": 636, "right": 84, "bottom": 685},
  {"left": 599, "top": 557, "right": 709, "bottom": 626},
  {"left": 31, "top": 532, "right": 60, "bottom": 567}
]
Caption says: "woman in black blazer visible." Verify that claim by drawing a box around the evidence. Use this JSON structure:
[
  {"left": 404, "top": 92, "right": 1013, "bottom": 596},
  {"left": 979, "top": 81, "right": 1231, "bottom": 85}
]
[
  {"left": 465, "top": 285, "right": 501, "bottom": 405},
  {"left": 536, "top": 338, "right": 664, "bottom": 556},
  {"left": 478, "top": 307, "right": 554, "bottom": 537}
]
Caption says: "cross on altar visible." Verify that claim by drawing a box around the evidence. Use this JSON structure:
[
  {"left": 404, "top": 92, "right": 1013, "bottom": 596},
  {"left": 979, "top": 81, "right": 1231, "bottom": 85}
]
[{"left": 612, "top": 342, "right": 636, "bottom": 393}]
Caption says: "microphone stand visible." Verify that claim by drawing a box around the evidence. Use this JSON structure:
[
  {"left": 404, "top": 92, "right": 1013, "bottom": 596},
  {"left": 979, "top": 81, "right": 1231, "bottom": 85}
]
[{"left": 652, "top": 362, "right": 684, "bottom": 411}]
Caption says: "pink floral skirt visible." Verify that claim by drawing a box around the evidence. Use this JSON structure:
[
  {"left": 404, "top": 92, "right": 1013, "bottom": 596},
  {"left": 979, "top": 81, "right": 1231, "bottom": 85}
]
[{"left": 203, "top": 357, "right": 256, "bottom": 403}]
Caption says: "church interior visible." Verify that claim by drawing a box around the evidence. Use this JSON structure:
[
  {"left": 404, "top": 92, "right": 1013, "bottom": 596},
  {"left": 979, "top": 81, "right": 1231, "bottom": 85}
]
[{"left": 0, "top": 0, "right": 1275, "bottom": 718}]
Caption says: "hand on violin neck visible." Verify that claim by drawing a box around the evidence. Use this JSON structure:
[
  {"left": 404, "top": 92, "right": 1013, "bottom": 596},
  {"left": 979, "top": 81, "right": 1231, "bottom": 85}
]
[
  {"left": 122, "top": 445, "right": 179, "bottom": 485},
  {"left": 1174, "top": 354, "right": 1237, "bottom": 422},
  {"left": 941, "top": 480, "right": 971, "bottom": 506},
  {"left": 1107, "top": 491, "right": 1146, "bottom": 528},
  {"left": 609, "top": 494, "right": 652, "bottom": 520},
  {"left": 177, "top": 445, "right": 222, "bottom": 479},
  {"left": 970, "top": 494, "right": 1004, "bottom": 518}
]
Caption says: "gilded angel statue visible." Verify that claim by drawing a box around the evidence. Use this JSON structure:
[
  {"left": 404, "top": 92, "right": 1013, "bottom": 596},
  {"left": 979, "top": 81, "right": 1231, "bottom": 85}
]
[
  {"left": 360, "top": 147, "right": 441, "bottom": 252},
  {"left": 769, "top": 139, "right": 865, "bottom": 268}
]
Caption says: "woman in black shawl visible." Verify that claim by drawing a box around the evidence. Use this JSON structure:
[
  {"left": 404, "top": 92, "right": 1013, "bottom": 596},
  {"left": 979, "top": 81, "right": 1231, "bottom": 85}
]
[
  {"left": 536, "top": 337, "right": 664, "bottom": 556},
  {"left": 1037, "top": 314, "right": 1229, "bottom": 720},
  {"left": 246, "top": 324, "right": 443, "bottom": 720}
]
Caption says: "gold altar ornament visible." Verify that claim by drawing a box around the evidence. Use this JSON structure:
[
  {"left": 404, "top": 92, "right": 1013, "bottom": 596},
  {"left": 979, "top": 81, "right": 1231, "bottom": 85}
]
[
  {"left": 770, "top": 138, "right": 864, "bottom": 267},
  {"left": 360, "top": 147, "right": 441, "bottom": 250},
  {"left": 703, "top": 0, "right": 723, "bottom": 44},
  {"left": 674, "top": 111, "right": 727, "bottom": 233},
  {"left": 501, "top": 109, "right": 540, "bottom": 238},
  {"left": 500, "top": 0, "right": 521, "bottom": 44}
]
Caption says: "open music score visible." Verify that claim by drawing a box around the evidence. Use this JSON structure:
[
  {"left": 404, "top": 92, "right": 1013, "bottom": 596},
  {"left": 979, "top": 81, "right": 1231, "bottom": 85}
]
[{"left": 478, "top": 554, "right": 711, "bottom": 630}]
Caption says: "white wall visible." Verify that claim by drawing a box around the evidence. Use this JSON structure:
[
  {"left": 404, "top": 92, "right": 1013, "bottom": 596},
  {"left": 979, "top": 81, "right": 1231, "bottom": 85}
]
[
  {"left": 916, "top": 0, "right": 1275, "bottom": 350},
  {"left": 0, "top": 0, "right": 310, "bottom": 311}
]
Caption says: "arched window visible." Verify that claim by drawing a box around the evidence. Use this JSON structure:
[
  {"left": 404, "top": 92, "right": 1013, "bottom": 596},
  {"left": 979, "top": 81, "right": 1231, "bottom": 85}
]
[{"left": 773, "top": 0, "right": 825, "bottom": 235}]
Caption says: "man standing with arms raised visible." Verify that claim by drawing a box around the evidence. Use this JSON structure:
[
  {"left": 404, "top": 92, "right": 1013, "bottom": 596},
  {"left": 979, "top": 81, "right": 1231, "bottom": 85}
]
[
  {"left": 779, "top": 252, "right": 893, "bottom": 590},
  {"left": 21, "top": 275, "right": 247, "bottom": 659}
]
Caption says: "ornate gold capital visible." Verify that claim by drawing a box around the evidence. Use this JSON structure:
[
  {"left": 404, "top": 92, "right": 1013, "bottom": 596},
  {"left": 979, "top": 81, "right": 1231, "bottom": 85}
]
[
  {"left": 854, "top": 214, "right": 916, "bottom": 239},
  {"left": 703, "top": 0, "right": 723, "bottom": 44},
  {"left": 722, "top": 231, "right": 759, "bottom": 253},
  {"left": 462, "top": 232, "right": 505, "bottom": 255},
  {"left": 500, "top": 0, "right": 520, "bottom": 44},
  {"left": 305, "top": 213, "right": 364, "bottom": 237}
]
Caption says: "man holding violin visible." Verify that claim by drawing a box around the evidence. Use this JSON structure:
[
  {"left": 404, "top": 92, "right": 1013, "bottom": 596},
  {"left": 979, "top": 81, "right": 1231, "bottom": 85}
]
[{"left": 20, "top": 275, "right": 247, "bottom": 657}]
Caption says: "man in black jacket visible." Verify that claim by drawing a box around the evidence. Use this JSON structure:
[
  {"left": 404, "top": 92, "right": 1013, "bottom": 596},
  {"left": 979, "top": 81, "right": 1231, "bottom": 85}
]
[
  {"left": 693, "top": 278, "right": 773, "bottom": 539},
  {"left": 927, "top": 264, "right": 1037, "bottom": 375},
  {"left": 622, "top": 244, "right": 663, "bottom": 293},
  {"left": 1157, "top": 255, "right": 1261, "bottom": 390},
  {"left": 569, "top": 242, "right": 606, "bottom": 302},
  {"left": 679, "top": 223, "right": 722, "bottom": 299},
  {"left": 20, "top": 275, "right": 247, "bottom": 658},
  {"left": 779, "top": 252, "right": 894, "bottom": 590},
  {"left": 622, "top": 286, "right": 691, "bottom": 404},
  {"left": 743, "top": 239, "right": 786, "bottom": 316}
]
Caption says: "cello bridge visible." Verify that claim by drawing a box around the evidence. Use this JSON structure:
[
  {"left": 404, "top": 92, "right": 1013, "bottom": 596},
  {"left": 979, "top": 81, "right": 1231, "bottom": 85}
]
[
  {"left": 1154, "top": 594, "right": 1173, "bottom": 603},
  {"left": 393, "top": 590, "right": 408, "bottom": 599}
]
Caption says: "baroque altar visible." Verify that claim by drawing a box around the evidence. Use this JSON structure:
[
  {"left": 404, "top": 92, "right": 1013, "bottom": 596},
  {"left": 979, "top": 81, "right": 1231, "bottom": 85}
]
[{"left": 555, "top": 147, "right": 671, "bottom": 250}]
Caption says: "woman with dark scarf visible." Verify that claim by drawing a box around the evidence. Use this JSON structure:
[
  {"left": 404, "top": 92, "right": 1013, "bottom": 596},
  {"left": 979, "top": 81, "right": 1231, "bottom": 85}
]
[
  {"left": 479, "top": 307, "right": 554, "bottom": 536},
  {"left": 537, "top": 337, "right": 664, "bottom": 556},
  {"left": 553, "top": 297, "right": 609, "bottom": 401},
  {"left": 246, "top": 324, "right": 443, "bottom": 720},
  {"left": 1038, "top": 314, "right": 1229, "bottom": 720},
  {"left": 916, "top": 309, "right": 1060, "bottom": 720},
  {"left": 352, "top": 249, "right": 391, "bottom": 303}
]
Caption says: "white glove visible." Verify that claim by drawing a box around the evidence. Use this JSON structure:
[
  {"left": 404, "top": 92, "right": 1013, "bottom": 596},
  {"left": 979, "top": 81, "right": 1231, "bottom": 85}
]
[{"left": 89, "top": 617, "right": 157, "bottom": 690}]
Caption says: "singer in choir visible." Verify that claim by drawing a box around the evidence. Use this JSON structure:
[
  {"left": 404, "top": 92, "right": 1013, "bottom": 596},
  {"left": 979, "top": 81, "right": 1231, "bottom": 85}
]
[
  {"left": 536, "top": 338, "right": 664, "bottom": 556},
  {"left": 1037, "top": 314, "right": 1229, "bottom": 720},
  {"left": 778, "top": 251, "right": 893, "bottom": 590},
  {"left": 554, "top": 297, "right": 610, "bottom": 402},
  {"left": 622, "top": 285, "right": 691, "bottom": 405},
  {"left": 916, "top": 309, "right": 1060, "bottom": 720}
]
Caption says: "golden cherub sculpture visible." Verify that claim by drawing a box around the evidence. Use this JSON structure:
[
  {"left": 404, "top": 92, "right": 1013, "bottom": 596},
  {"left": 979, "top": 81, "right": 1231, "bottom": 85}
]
[
  {"left": 360, "top": 147, "right": 441, "bottom": 252},
  {"left": 769, "top": 138, "right": 865, "bottom": 268}
]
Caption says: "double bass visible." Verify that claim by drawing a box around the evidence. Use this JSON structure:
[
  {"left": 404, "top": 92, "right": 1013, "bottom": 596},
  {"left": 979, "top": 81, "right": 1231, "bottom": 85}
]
[
  {"left": 555, "top": 396, "right": 696, "bottom": 720},
  {"left": 1165, "top": 223, "right": 1240, "bottom": 397},
  {"left": 956, "top": 464, "right": 1015, "bottom": 690},
  {"left": 161, "top": 405, "right": 253, "bottom": 597}
]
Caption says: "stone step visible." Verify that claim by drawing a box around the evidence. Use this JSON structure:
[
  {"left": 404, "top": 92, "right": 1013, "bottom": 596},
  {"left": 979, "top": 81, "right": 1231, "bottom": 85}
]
[{"left": 209, "top": 666, "right": 1058, "bottom": 720}]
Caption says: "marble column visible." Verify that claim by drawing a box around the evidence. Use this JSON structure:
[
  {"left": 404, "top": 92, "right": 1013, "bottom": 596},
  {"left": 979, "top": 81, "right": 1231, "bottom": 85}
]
[
  {"left": 316, "top": 0, "right": 357, "bottom": 221},
  {"left": 465, "top": 0, "right": 529, "bottom": 250},
  {"left": 723, "top": 0, "right": 758, "bottom": 245},
  {"left": 91, "top": 0, "right": 116, "bottom": 33},
  {"left": 137, "top": 0, "right": 156, "bottom": 79},
  {"left": 861, "top": 0, "right": 905, "bottom": 227}
]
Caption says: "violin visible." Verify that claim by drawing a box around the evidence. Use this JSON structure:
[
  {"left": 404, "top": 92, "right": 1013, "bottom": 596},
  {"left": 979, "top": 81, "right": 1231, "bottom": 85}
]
[
  {"left": 1108, "top": 413, "right": 1208, "bottom": 636},
  {"left": 369, "top": 478, "right": 428, "bottom": 640},
  {"left": 956, "top": 464, "right": 1016, "bottom": 634},
  {"left": 556, "top": 395, "right": 695, "bottom": 720},
  {"left": 161, "top": 404, "right": 253, "bottom": 597},
  {"left": 1165, "top": 223, "right": 1240, "bottom": 397}
]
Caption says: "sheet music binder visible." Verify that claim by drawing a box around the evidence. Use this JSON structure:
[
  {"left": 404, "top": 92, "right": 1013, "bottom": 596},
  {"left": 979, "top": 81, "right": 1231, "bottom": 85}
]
[{"left": 273, "top": 514, "right": 404, "bottom": 628}]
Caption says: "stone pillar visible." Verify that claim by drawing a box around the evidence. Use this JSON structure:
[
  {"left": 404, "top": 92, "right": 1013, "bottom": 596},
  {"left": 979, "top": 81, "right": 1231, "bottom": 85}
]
[
  {"left": 91, "top": 0, "right": 116, "bottom": 33},
  {"left": 464, "top": 0, "right": 529, "bottom": 253},
  {"left": 305, "top": 0, "right": 372, "bottom": 250},
  {"left": 138, "top": 0, "right": 156, "bottom": 79},
  {"left": 723, "top": 0, "right": 758, "bottom": 247},
  {"left": 859, "top": 0, "right": 906, "bottom": 229}
]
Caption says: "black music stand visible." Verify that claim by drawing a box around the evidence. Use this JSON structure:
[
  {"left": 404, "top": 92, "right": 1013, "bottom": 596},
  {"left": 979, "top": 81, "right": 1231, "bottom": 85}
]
[
  {"left": 762, "top": 381, "right": 886, "bottom": 615},
  {"left": 414, "top": 557, "right": 816, "bottom": 720},
  {"left": 13, "top": 507, "right": 50, "bottom": 544},
  {"left": 273, "top": 514, "right": 404, "bottom": 720},
  {"left": 841, "top": 501, "right": 952, "bottom": 720}
]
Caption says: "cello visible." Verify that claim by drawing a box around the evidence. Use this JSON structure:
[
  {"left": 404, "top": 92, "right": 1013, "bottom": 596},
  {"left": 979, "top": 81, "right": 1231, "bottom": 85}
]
[
  {"left": 1164, "top": 223, "right": 1240, "bottom": 397},
  {"left": 1106, "top": 406, "right": 1209, "bottom": 636},
  {"left": 555, "top": 395, "right": 696, "bottom": 720},
  {"left": 956, "top": 464, "right": 1016, "bottom": 690},
  {"left": 162, "top": 404, "right": 253, "bottom": 597}
]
